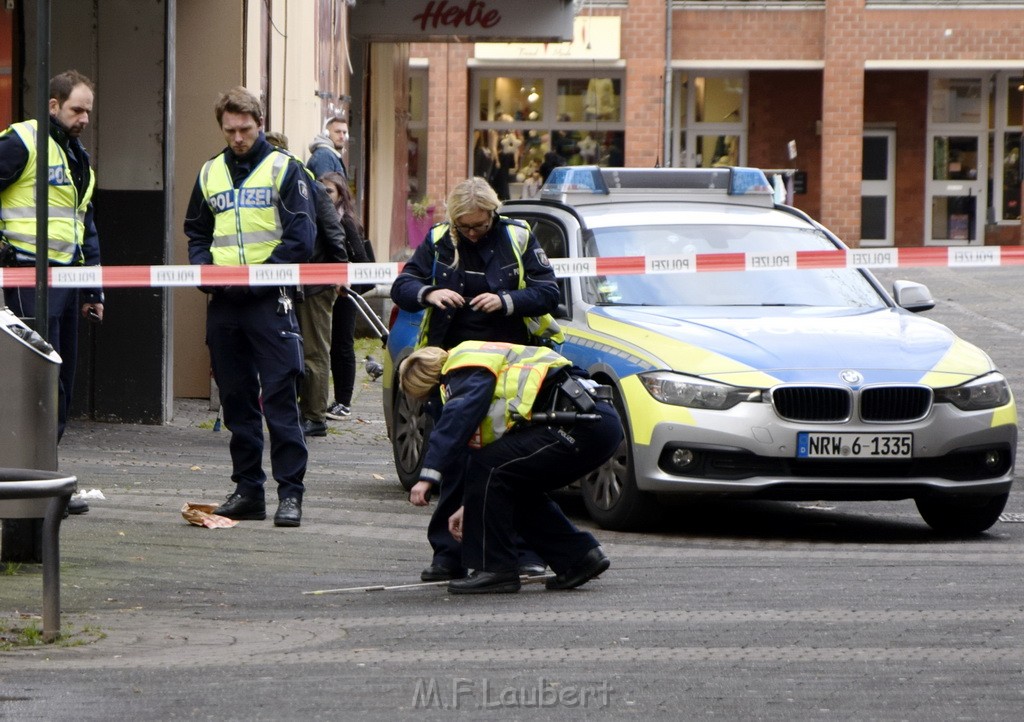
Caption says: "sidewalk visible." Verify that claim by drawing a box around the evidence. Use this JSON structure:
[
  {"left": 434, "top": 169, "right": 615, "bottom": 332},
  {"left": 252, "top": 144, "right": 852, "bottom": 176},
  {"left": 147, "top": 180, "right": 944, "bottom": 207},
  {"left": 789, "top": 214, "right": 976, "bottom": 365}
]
[{"left": 0, "top": 357, "right": 424, "bottom": 671}]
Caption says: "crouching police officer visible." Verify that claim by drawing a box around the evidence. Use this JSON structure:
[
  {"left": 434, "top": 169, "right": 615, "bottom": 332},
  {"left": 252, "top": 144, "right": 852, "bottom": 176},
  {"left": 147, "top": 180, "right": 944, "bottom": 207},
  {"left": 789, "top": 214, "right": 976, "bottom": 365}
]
[{"left": 402, "top": 341, "right": 623, "bottom": 594}]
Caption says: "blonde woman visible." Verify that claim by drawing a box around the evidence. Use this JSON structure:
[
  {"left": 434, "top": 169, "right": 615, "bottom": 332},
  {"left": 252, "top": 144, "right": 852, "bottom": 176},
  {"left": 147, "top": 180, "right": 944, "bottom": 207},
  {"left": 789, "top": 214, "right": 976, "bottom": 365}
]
[
  {"left": 391, "top": 176, "right": 561, "bottom": 582},
  {"left": 391, "top": 176, "right": 559, "bottom": 350}
]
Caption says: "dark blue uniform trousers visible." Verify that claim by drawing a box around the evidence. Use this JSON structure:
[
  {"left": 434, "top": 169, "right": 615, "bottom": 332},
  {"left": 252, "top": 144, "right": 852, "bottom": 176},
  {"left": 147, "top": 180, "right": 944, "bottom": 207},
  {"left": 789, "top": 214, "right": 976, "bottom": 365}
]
[
  {"left": 4, "top": 285, "right": 80, "bottom": 442},
  {"left": 206, "top": 292, "right": 307, "bottom": 501},
  {"left": 460, "top": 400, "right": 623, "bottom": 574},
  {"left": 424, "top": 402, "right": 546, "bottom": 572}
]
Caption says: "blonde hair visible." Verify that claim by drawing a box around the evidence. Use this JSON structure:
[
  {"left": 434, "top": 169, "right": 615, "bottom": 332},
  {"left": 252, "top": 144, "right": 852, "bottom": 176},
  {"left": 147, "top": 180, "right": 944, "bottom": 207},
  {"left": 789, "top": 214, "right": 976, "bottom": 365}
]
[
  {"left": 444, "top": 177, "right": 500, "bottom": 269},
  {"left": 399, "top": 347, "right": 450, "bottom": 399}
]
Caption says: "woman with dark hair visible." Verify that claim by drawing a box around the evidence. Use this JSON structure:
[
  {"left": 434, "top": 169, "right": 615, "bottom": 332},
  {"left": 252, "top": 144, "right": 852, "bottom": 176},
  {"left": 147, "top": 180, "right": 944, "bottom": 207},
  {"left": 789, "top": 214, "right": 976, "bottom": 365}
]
[{"left": 319, "top": 172, "right": 372, "bottom": 420}]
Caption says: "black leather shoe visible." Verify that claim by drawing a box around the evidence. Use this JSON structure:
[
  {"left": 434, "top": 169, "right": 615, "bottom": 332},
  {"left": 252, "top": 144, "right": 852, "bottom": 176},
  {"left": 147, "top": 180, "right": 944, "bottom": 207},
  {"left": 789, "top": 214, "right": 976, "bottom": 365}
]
[
  {"left": 274, "top": 497, "right": 302, "bottom": 527},
  {"left": 546, "top": 547, "right": 610, "bottom": 590},
  {"left": 518, "top": 563, "right": 547, "bottom": 577},
  {"left": 214, "top": 492, "right": 266, "bottom": 521},
  {"left": 448, "top": 570, "right": 521, "bottom": 595},
  {"left": 421, "top": 564, "right": 467, "bottom": 582},
  {"left": 66, "top": 497, "right": 89, "bottom": 515},
  {"left": 302, "top": 418, "right": 327, "bottom": 437}
]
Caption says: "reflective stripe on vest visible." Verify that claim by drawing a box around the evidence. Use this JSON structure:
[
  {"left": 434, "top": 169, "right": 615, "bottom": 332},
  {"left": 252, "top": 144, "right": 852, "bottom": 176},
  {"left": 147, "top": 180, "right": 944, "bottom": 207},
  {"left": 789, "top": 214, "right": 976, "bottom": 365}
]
[
  {"left": 199, "top": 150, "right": 291, "bottom": 265},
  {"left": 0, "top": 120, "right": 94, "bottom": 264},
  {"left": 441, "top": 341, "right": 571, "bottom": 447}
]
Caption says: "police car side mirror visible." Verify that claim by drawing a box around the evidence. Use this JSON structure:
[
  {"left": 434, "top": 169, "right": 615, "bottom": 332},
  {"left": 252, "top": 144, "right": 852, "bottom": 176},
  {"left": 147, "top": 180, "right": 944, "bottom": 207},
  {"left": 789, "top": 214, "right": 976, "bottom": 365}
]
[{"left": 892, "top": 280, "right": 935, "bottom": 313}]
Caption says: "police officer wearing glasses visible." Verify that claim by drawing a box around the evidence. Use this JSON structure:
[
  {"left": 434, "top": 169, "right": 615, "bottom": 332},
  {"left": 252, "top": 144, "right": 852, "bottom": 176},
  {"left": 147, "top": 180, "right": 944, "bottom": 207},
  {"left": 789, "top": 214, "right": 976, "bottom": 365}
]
[
  {"left": 392, "top": 176, "right": 562, "bottom": 582},
  {"left": 401, "top": 341, "right": 622, "bottom": 594}
]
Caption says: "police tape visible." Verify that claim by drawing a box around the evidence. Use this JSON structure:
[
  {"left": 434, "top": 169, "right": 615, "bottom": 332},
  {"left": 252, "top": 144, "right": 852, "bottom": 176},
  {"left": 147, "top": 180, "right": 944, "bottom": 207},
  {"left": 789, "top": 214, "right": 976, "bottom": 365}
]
[{"left": 0, "top": 246, "right": 1018, "bottom": 289}]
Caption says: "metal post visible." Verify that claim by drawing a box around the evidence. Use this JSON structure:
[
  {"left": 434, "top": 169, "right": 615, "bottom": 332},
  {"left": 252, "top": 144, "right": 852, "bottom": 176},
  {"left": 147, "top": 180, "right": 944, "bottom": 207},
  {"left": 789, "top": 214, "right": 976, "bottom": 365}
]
[
  {"left": 662, "top": 0, "right": 673, "bottom": 167},
  {"left": 33, "top": 0, "right": 51, "bottom": 338},
  {"left": 40, "top": 494, "right": 68, "bottom": 642}
]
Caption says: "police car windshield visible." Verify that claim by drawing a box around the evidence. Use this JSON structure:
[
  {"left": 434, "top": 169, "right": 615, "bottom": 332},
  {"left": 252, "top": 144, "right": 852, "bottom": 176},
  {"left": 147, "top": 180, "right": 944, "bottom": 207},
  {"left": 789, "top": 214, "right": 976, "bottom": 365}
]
[{"left": 582, "top": 224, "right": 885, "bottom": 309}]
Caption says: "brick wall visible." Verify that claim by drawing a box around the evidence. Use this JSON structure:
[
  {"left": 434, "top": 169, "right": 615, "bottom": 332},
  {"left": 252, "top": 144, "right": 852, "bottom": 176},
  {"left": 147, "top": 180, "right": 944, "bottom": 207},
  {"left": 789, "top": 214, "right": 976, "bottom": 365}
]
[
  {"left": 864, "top": 71, "right": 928, "bottom": 247},
  {"left": 748, "top": 71, "right": 823, "bottom": 222}
]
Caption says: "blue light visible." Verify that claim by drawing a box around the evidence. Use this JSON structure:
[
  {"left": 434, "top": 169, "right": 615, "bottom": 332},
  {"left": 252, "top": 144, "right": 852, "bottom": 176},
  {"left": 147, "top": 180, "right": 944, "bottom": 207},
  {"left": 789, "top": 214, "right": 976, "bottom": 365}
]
[
  {"left": 729, "top": 167, "right": 773, "bottom": 196},
  {"left": 541, "top": 166, "right": 609, "bottom": 196}
]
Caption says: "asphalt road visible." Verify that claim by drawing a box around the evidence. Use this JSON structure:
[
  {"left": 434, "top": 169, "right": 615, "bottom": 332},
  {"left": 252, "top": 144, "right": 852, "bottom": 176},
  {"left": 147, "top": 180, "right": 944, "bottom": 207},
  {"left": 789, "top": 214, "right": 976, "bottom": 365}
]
[{"left": 2, "top": 266, "right": 1024, "bottom": 720}]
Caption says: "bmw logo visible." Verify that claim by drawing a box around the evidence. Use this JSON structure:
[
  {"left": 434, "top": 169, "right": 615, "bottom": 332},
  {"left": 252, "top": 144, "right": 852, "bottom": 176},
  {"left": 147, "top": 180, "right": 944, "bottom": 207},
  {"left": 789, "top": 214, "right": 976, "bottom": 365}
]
[{"left": 840, "top": 369, "right": 863, "bottom": 385}]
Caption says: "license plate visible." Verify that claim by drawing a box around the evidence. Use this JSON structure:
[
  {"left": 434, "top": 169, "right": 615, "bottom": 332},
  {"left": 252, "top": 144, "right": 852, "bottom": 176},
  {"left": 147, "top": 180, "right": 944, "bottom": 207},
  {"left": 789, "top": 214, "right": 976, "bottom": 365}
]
[{"left": 797, "top": 432, "right": 913, "bottom": 459}]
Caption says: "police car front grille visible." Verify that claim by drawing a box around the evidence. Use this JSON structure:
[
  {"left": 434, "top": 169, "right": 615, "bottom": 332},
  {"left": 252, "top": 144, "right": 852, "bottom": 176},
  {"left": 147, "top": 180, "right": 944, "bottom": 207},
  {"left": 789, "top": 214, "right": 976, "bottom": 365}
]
[
  {"left": 860, "top": 386, "right": 932, "bottom": 422},
  {"left": 771, "top": 387, "right": 851, "bottom": 422}
]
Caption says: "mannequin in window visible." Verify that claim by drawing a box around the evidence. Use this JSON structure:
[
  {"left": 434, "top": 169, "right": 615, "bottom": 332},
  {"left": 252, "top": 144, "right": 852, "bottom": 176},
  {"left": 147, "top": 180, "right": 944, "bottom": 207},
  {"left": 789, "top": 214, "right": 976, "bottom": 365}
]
[
  {"left": 498, "top": 130, "right": 522, "bottom": 196},
  {"left": 584, "top": 78, "right": 618, "bottom": 121},
  {"left": 577, "top": 133, "right": 598, "bottom": 165}
]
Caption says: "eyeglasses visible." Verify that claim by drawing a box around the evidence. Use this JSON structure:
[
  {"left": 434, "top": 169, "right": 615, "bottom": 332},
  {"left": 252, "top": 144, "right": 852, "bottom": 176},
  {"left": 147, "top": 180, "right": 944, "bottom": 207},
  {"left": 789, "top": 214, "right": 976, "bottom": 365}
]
[{"left": 455, "top": 218, "right": 493, "bottom": 235}]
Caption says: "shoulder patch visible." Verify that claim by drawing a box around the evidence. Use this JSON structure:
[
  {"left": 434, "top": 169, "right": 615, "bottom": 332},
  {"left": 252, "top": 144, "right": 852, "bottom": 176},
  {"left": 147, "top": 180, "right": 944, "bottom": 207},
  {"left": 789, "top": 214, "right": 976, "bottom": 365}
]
[
  {"left": 297, "top": 178, "right": 310, "bottom": 200},
  {"left": 534, "top": 248, "right": 551, "bottom": 268}
]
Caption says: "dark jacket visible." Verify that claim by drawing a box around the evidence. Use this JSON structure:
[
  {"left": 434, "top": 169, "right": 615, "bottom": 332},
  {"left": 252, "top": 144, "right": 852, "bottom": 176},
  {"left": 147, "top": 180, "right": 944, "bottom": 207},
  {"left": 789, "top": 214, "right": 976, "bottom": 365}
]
[
  {"left": 303, "top": 181, "right": 348, "bottom": 298},
  {"left": 390, "top": 216, "right": 559, "bottom": 348},
  {"left": 0, "top": 115, "right": 104, "bottom": 304}
]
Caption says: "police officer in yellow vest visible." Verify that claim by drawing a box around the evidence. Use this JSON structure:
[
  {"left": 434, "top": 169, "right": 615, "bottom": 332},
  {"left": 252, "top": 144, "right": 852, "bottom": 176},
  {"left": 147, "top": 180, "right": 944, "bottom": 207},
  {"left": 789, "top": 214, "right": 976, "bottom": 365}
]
[
  {"left": 0, "top": 70, "right": 103, "bottom": 515},
  {"left": 401, "top": 341, "right": 623, "bottom": 594},
  {"left": 184, "top": 87, "right": 317, "bottom": 527}
]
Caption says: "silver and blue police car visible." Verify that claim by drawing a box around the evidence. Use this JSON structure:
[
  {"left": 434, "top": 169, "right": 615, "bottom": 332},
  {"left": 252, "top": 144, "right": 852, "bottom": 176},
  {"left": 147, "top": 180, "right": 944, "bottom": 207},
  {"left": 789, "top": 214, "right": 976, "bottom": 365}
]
[{"left": 384, "top": 166, "right": 1016, "bottom": 536}]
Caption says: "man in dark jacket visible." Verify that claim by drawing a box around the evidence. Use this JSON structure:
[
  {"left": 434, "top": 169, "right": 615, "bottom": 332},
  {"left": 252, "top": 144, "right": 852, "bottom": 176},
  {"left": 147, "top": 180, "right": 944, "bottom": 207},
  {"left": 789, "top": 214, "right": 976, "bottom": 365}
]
[
  {"left": 184, "top": 87, "right": 317, "bottom": 527},
  {"left": 265, "top": 131, "right": 349, "bottom": 438}
]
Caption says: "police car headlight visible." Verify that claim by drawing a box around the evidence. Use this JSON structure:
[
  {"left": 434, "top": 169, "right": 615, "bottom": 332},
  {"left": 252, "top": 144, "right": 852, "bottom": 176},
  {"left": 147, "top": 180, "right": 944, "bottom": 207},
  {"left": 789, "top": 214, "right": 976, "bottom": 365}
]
[
  {"left": 639, "top": 372, "right": 760, "bottom": 410},
  {"left": 934, "top": 372, "right": 1012, "bottom": 411}
]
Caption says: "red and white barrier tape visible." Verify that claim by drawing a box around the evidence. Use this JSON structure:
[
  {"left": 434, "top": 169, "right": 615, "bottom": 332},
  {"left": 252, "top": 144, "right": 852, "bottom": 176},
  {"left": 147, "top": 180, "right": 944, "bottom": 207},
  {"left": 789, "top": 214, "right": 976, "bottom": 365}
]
[{"left": 0, "top": 246, "right": 1016, "bottom": 288}]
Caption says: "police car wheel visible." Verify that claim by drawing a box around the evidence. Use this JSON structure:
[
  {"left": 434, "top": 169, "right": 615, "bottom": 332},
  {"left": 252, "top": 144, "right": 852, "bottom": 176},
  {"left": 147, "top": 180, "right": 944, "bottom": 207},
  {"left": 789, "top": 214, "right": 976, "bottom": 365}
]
[
  {"left": 915, "top": 492, "right": 1007, "bottom": 537},
  {"left": 391, "top": 384, "right": 433, "bottom": 492},
  {"left": 579, "top": 387, "right": 658, "bottom": 531}
]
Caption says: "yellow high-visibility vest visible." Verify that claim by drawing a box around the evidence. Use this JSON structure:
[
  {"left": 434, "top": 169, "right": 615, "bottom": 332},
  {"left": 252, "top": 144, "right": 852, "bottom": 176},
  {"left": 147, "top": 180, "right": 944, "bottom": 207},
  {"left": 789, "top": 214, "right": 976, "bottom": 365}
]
[
  {"left": 0, "top": 120, "right": 95, "bottom": 264},
  {"left": 441, "top": 340, "right": 571, "bottom": 447},
  {"left": 199, "top": 150, "right": 291, "bottom": 265}
]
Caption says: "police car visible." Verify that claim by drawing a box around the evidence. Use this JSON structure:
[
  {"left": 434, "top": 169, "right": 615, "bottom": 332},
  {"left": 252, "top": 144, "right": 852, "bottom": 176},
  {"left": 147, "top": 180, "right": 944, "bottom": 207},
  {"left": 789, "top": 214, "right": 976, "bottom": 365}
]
[{"left": 384, "top": 166, "right": 1016, "bottom": 536}]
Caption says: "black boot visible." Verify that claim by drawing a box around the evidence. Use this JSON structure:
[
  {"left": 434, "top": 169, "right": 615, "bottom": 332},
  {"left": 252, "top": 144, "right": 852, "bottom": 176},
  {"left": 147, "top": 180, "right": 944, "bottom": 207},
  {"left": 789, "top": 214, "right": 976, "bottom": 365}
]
[{"left": 214, "top": 492, "right": 266, "bottom": 521}]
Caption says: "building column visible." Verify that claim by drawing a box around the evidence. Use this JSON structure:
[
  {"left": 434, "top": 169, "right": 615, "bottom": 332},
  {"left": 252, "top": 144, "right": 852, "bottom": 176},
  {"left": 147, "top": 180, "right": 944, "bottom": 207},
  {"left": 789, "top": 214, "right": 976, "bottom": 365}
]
[
  {"left": 622, "top": 0, "right": 667, "bottom": 167},
  {"left": 821, "top": 0, "right": 866, "bottom": 247}
]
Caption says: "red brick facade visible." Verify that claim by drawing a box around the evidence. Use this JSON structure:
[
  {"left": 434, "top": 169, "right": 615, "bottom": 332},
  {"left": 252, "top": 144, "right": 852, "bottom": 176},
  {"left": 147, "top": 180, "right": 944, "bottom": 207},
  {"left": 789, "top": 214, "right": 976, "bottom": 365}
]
[{"left": 413, "top": 0, "right": 1024, "bottom": 246}]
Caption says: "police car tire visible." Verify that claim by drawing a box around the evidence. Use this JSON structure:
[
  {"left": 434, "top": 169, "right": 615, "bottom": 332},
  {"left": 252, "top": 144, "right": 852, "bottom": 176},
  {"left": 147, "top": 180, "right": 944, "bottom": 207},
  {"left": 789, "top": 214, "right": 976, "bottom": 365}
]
[
  {"left": 915, "top": 492, "right": 1008, "bottom": 537},
  {"left": 391, "top": 384, "right": 434, "bottom": 492},
  {"left": 580, "top": 388, "right": 658, "bottom": 531}
]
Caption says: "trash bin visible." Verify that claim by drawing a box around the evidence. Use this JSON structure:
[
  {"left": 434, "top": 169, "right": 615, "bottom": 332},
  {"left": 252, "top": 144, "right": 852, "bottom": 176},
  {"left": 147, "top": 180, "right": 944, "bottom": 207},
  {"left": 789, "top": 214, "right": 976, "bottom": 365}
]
[{"left": 0, "top": 305, "right": 61, "bottom": 562}]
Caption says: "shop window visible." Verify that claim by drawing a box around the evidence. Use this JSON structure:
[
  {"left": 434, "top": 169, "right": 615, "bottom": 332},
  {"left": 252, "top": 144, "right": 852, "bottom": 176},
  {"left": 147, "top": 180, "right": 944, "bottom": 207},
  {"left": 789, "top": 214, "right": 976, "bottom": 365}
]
[
  {"left": 930, "top": 78, "right": 982, "bottom": 125},
  {"left": 556, "top": 78, "right": 621, "bottom": 122},
  {"left": 1002, "top": 132, "right": 1021, "bottom": 221},
  {"left": 478, "top": 76, "right": 544, "bottom": 122},
  {"left": 407, "top": 69, "right": 428, "bottom": 202},
  {"left": 471, "top": 70, "right": 626, "bottom": 200}
]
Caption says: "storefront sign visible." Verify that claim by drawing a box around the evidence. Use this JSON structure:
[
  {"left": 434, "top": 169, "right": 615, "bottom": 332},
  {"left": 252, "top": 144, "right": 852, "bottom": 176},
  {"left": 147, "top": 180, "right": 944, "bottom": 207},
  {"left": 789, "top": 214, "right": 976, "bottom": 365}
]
[
  {"left": 350, "top": 0, "right": 575, "bottom": 42},
  {"left": 474, "top": 16, "right": 620, "bottom": 61}
]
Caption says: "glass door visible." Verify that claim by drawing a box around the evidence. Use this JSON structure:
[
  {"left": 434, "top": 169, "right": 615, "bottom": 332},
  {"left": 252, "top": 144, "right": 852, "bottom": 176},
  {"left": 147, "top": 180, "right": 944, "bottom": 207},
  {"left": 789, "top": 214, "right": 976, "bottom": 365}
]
[
  {"left": 673, "top": 72, "right": 747, "bottom": 168},
  {"left": 925, "top": 75, "right": 987, "bottom": 245},
  {"left": 861, "top": 130, "right": 896, "bottom": 246}
]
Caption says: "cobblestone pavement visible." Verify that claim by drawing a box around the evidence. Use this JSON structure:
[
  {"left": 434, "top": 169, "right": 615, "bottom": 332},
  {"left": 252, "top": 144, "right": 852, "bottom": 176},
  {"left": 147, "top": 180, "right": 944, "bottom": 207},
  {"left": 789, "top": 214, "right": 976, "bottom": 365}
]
[{"left": 2, "top": 271, "right": 1024, "bottom": 720}]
